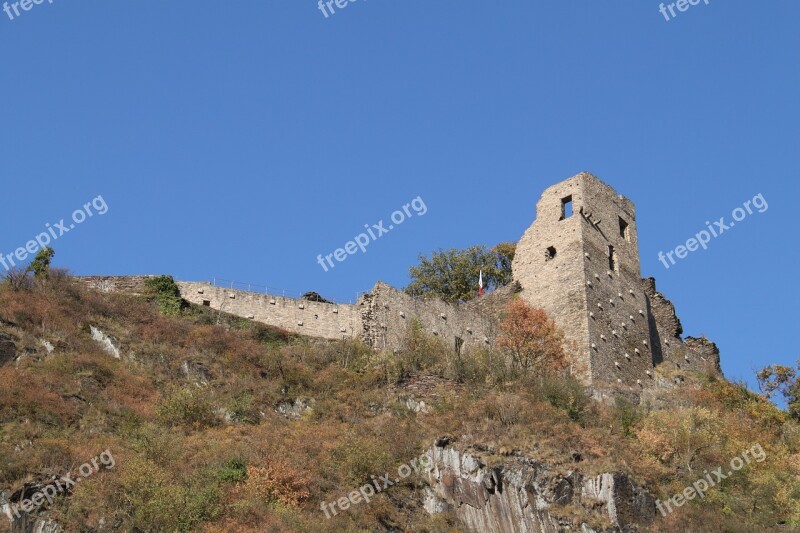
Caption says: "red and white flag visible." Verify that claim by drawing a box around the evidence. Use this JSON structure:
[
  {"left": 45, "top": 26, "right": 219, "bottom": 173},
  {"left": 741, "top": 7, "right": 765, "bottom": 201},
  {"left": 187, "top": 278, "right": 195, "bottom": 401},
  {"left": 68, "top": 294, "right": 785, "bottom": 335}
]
[{"left": 478, "top": 270, "right": 484, "bottom": 296}]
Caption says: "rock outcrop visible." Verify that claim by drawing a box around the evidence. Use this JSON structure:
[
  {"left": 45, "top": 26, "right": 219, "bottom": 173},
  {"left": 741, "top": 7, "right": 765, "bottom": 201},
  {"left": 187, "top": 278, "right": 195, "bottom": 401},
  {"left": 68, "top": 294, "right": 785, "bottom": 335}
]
[
  {"left": 0, "top": 332, "right": 16, "bottom": 365},
  {"left": 423, "top": 439, "right": 655, "bottom": 532}
]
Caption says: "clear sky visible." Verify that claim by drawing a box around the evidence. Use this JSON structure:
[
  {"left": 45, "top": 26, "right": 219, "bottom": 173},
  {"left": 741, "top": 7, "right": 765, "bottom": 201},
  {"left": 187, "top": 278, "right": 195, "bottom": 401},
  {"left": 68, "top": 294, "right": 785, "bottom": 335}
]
[{"left": 1, "top": 0, "right": 797, "bottom": 390}]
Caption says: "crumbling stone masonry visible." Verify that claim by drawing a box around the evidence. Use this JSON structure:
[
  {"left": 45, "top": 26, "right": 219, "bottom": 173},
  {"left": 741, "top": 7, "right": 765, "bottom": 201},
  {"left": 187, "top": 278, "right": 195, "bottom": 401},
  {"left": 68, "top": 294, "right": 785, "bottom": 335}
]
[
  {"left": 79, "top": 172, "right": 722, "bottom": 390},
  {"left": 173, "top": 280, "right": 500, "bottom": 355},
  {"left": 512, "top": 172, "right": 720, "bottom": 387}
]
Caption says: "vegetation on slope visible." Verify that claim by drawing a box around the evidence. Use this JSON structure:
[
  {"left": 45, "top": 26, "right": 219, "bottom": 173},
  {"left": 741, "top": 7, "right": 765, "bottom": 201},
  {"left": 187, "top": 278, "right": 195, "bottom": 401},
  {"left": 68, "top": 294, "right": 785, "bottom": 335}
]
[{"left": 0, "top": 274, "right": 797, "bottom": 532}]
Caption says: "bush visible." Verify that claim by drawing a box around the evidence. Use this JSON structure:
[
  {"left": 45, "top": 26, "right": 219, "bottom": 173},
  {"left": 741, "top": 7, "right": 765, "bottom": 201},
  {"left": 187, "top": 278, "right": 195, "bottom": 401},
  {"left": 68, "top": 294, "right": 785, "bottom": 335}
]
[
  {"left": 156, "top": 387, "right": 218, "bottom": 429},
  {"left": 144, "top": 275, "right": 187, "bottom": 316},
  {"left": 118, "top": 456, "right": 222, "bottom": 532},
  {"left": 243, "top": 457, "right": 311, "bottom": 508},
  {"left": 612, "top": 396, "right": 647, "bottom": 437},
  {"left": 215, "top": 458, "right": 248, "bottom": 484},
  {"left": 536, "top": 374, "right": 590, "bottom": 423}
]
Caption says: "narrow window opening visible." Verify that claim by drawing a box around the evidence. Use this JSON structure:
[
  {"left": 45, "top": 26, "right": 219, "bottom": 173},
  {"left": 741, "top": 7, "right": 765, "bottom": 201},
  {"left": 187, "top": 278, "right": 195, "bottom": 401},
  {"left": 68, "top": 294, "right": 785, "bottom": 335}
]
[
  {"left": 202, "top": 299, "right": 211, "bottom": 307},
  {"left": 608, "top": 245, "right": 617, "bottom": 272},
  {"left": 560, "top": 196, "right": 573, "bottom": 220},
  {"left": 546, "top": 246, "right": 557, "bottom": 260},
  {"left": 619, "top": 217, "right": 629, "bottom": 241}
]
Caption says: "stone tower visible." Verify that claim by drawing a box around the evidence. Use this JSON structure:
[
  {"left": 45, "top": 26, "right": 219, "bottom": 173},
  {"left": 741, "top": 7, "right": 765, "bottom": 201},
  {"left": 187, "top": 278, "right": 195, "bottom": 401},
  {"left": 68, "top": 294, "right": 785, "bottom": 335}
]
[{"left": 512, "top": 173, "right": 655, "bottom": 387}]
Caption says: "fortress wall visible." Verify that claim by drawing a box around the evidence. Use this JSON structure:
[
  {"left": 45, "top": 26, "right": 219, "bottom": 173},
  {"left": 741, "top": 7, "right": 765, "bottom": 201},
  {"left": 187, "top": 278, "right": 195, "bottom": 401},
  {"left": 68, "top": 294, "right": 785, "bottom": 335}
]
[
  {"left": 639, "top": 278, "right": 721, "bottom": 377},
  {"left": 74, "top": 173, "right": 723, "bottom": 390},
  {"left": 360, "top": 282, "right": 498, "bottom": 354},
  {"left": 512, "top": 173, "right": 659, "bottom": 387},
  {"left": 512, "top": 175, "right": 594, "bottom": 383},
  {"left": 77, "top": 275, "right": 160, "bottom": 295},
  {"left": 579, "top": 176, "right": 655, "bottom": 388},
  {"left": 176, "top": 282, "right": 360, "bottom": 340}
]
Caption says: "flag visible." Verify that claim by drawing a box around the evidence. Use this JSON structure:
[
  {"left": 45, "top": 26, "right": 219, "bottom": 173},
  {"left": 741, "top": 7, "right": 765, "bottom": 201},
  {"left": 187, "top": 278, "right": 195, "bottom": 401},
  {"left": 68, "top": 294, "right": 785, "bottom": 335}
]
[{"left": 478, "top": 270, "right": 484, "bottom": 296}]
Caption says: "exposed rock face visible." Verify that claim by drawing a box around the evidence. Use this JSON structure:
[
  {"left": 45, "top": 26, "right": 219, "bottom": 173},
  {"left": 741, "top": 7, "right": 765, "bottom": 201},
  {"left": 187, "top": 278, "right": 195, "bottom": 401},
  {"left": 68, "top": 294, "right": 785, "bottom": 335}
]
[
  {"left": 89, "top": 326, "right": 121, "bottom": 360},
  {"left": 180, "top": 360, "right": 213, "bottom": 384},
  {"left": 0, "top": 332, "right": 17, "bottom": 365},
  {"left": 581, "top": 473, "right": 655, "bottom": 529},
  {"left": 275, "top": 398, "right": 313, "bottom": 419},
  {"left": 423, "top": 439, "right": 655, "bottom": 533},
  {"left": 2, "top": 484, "right": 63, "bottom": 533}
]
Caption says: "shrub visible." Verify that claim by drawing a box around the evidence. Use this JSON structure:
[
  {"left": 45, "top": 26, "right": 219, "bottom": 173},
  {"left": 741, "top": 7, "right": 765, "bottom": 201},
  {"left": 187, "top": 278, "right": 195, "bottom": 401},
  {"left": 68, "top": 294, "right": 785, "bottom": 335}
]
[
  {"left": 215, "top": 458, "right": 248, "bottom": 484},
  {"left": 156, "top": 387, "right": 218, "bottom": 429},
  {"left": 243, "top": 457, "right": 311, "bottom": 508},
  {"left": 118, "top": 456, "right": 221, "bottom": 532},
  {"left": 612, "top": 396, "right": 647, "bottom": 437},
  {"left": 144, "top": 275, "right": 187, "bottom": 316},
  {"left": 535, "top": 373, "right": 590, "bottom": 423}
]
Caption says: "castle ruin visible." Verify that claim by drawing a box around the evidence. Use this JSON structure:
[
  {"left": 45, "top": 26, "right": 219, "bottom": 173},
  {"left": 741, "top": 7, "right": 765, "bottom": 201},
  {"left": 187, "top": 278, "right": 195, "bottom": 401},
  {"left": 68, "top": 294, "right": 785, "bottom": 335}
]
[{"left": 80, "top": 172, "right": 721, "bottom": 389}]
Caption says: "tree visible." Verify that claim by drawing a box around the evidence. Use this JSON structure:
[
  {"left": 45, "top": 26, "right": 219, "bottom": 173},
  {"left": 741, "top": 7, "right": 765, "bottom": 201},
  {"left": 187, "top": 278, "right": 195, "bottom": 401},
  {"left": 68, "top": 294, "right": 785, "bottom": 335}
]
[
  {"left": 27, "top": 247, "right": 55, "bottom": 279},
  {"left": 496, "top": 299, "right": 568, "bottom": 374},
  {"left": 405, "top": 242, "right": 516, "bottom": 303},
  {"left": 757, "top": 360, "right": 800, "bottom": 421},
  {"left": 493, "top": 242, "right": 516, "bottom": 287}
]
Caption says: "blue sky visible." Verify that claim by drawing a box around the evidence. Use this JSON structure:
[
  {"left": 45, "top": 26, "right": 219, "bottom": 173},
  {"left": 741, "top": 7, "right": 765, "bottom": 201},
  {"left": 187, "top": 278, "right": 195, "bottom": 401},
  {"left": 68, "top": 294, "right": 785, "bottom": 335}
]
[{"left": 1, "top": 0, "right": 797, "bottom": 390}]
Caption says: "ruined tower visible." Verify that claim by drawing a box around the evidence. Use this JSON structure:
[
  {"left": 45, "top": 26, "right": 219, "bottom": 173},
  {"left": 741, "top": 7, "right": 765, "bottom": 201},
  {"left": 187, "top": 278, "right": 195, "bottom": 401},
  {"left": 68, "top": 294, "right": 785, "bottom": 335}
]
[{"left": 512, "top": 173, "right": 656, "bottom": 387}]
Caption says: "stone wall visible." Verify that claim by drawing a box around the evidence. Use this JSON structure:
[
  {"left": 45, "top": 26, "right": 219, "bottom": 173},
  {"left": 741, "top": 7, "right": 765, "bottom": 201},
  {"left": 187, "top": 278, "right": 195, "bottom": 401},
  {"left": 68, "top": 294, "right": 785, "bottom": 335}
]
[
  {"left": 77, "top": 275, "right": 161, "bottom": 295},
  {"left": 74, "top": 172, "right": 723, "bottom": 390},
  {"left": 579, "top": 175, "right": 655, "bottom": 388},
  {"left": 512, "top": 173, "right": 656, "bottom": 387},
  {"left": 176, "top": 282, "right": 361, "bottom": 340},
  {"left": 79, "top": 276, "right": 505, "bottom": 354},
  {"left": 512, "top": 175, "right": 594, "bottom": 382},
  {"left": 360, "top": 282, "right": 498, "bottom": 354}
]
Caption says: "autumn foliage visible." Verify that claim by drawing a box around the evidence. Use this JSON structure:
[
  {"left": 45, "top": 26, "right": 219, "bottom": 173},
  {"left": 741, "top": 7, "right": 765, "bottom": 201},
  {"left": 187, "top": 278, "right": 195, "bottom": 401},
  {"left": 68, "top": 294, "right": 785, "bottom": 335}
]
[{"left": 496, "top": 299, "right": 568, "bottom": 375}]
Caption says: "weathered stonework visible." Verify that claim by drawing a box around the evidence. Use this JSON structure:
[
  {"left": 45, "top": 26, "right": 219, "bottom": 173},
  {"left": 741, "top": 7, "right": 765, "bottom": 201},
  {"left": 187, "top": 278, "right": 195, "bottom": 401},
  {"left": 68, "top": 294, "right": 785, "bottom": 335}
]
[
  {"left": 512, "top": 173, "right": 657, "bottom": 387},
  {"left": 77, "top": 275, "right": 159, "bottom": 295},
  {"left": 78, "top": 172, "right": 723, "bottom": 390},
  {"left": 512, "top": 172, "right": 721, "bottom": 388},
  {"left": 176, "top": 281, "right": 361, "bottom": 341},
  {"left": 174, "top": 280, "right": 499, "bottom": 354}
]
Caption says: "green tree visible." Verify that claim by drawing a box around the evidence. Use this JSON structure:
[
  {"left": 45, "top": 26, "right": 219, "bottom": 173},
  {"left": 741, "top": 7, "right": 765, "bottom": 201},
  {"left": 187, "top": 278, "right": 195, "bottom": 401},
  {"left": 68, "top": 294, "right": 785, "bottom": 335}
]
[
  {"left": 405, "top": 242, "right": 516, "bottom": 303},
  {"left": 27, "top": 247, "right": 55, "bottom": 279},
  {"left": 758, "top": 360, "right": 800, "bottom": 420}
]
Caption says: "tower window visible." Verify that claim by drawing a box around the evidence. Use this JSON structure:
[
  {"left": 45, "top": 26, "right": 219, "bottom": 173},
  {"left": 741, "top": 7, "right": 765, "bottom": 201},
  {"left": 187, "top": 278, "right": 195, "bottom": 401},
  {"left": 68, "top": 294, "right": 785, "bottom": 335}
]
[
  {"left": 619, "top": 217, "right": 630, "bottom": 241},
  {"left": 560, "top": 196, "right": 573, "bottom": 220},
  {"left": 546, "top": 246, "right": 557, "bottom": 260},
  {"left": 608, "top": 245, "right": 617, "bottom": 272}
]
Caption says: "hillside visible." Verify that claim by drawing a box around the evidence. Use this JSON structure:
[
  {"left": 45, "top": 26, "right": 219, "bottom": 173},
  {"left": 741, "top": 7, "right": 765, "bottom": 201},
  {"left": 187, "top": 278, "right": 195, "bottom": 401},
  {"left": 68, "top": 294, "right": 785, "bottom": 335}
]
[{"left": 0, "top": 274, "right": 798, "bottom": 532}]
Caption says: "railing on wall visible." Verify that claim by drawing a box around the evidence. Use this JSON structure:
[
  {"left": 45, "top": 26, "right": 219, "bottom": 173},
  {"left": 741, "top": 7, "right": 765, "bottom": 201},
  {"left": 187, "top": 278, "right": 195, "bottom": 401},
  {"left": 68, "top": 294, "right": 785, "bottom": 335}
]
[{"left": 209, "top": 277, "right": 364, "bottom": 305}]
